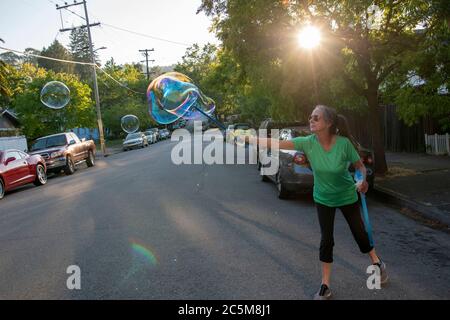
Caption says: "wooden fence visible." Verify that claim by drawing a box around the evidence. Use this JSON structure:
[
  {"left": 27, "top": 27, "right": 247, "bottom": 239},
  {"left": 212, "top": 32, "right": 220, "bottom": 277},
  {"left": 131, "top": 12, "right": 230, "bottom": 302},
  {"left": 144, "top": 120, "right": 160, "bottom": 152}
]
[{"left": 343, "top": 105, "right": 445, "bottom": 153}]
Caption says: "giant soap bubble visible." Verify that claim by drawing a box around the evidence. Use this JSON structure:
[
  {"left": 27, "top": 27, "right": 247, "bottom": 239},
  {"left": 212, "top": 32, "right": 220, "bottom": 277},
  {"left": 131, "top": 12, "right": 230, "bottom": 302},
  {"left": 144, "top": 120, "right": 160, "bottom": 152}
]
[
  {"left": 147, "top": 72, "right": 216, "bottom": 125},
  {"left": 40, "top": 81, "right": 70, "bottom": 109},
  {"left": 121, "top": 114, "right": 140, "bottom": 134}
]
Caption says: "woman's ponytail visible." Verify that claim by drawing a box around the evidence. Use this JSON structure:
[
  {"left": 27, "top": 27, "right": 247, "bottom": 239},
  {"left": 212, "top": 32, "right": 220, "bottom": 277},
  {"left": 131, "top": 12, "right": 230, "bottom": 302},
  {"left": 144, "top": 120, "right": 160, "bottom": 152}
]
[{"left": 336, "top": 114, "right": 359, "bottom": 150}]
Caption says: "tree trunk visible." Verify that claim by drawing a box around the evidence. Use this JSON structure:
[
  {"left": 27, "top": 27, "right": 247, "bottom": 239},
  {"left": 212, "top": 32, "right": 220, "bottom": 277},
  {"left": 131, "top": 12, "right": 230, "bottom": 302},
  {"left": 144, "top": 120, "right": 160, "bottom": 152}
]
[{"left": 367, "top": 89, "right": 388, "bottom": 175}]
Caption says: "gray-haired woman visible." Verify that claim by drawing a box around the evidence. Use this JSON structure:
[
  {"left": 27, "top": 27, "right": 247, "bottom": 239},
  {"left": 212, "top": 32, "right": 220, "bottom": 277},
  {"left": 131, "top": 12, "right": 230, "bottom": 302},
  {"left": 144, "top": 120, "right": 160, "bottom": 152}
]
[{"left": 249, "top": 105, "right": 388, "bottom": 300}]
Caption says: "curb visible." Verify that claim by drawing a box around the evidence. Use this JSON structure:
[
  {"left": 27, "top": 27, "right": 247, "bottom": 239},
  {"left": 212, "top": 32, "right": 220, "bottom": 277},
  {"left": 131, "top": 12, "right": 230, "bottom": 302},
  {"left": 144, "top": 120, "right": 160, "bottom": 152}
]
[{"left": 372, "top": 185, "right": 450, "bottom": 228}]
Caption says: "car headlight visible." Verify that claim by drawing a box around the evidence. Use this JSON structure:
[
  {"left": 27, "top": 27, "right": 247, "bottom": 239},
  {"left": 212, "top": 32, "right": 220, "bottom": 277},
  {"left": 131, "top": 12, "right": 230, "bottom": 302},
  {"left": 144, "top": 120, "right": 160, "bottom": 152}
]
[{"left": 51, "top": 151, "right": 64, "bottom": 158}]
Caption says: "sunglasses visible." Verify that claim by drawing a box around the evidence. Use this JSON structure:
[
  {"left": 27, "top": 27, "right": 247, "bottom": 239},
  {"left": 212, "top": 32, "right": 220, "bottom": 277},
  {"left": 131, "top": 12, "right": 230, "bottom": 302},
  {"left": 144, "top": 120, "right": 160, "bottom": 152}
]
[{"left": 309, "top": 115, "right": 321, "bottom": 122}]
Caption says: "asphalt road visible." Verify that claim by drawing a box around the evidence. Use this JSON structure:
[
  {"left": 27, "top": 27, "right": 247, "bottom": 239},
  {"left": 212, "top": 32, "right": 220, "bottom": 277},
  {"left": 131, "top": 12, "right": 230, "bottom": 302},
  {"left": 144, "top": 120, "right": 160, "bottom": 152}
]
[{"left": 0, "top": 132, "right": 449, "bottom": 299}]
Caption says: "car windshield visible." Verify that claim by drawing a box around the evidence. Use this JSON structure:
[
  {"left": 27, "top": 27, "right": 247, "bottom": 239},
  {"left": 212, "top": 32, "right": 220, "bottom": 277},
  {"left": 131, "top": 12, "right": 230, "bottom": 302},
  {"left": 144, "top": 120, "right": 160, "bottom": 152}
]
[
  {"left": 31, "top": 135, "right": 67, "bottom": 151},
  {"left": 145, "top": 131, "right": 153, "bottom": 135},
  {"left": 126, "top": 133, "right": 141, "bottom": 140}
]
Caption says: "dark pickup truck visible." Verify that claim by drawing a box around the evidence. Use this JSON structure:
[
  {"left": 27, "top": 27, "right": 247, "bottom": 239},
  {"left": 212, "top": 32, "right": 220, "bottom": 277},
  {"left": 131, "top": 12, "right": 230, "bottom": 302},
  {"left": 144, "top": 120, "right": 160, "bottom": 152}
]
[{"left": 29, "top": 132, "right": 96, "bottom": 175}]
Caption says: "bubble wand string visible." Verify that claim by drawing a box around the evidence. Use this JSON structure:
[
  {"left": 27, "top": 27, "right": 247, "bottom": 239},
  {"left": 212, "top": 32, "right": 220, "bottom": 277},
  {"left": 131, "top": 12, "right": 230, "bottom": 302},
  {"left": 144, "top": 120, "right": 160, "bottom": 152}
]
[{"left": 355, "top": 170, "right": 374, "bottom": 247}]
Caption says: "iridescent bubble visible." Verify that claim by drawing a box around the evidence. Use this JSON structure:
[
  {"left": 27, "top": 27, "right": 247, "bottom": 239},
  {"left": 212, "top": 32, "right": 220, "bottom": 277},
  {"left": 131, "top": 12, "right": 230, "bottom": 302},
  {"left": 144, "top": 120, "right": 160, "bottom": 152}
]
[
  {"left": 121, "top": 114, "right": 140, "bottom": 133},
  {"left": 147, "top": 72, "right": 215, "bottom": 125},
  {"left": 40, "top": 81, "right": 70, "bottom": 109}
]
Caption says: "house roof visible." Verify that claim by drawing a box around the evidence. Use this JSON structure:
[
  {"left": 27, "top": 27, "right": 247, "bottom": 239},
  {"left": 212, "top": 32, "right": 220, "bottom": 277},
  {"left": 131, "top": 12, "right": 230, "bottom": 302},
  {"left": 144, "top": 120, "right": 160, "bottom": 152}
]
[{"left": 0, "top": 108, "right": 20, "bottom": 126}]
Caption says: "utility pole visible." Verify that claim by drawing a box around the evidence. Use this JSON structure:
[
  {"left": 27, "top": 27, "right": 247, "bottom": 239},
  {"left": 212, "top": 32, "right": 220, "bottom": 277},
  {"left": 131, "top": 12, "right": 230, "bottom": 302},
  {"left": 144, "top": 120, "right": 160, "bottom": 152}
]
[
  {"left": 56, "top": 0, "right": 107, "bottom": 156},
  {"left": 139, "top": 49, "right": 154, "bottom": 80}
]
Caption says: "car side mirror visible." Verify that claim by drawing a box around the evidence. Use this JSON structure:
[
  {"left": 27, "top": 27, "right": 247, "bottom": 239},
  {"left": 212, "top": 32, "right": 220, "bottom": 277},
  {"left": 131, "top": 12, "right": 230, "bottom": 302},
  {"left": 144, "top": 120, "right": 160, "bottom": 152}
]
[
  {"left": 69, "top": 140, "right": 76, "bottom": 145},
  {"left": 5, "top": 157, "right": 16, "bottom": 165}
]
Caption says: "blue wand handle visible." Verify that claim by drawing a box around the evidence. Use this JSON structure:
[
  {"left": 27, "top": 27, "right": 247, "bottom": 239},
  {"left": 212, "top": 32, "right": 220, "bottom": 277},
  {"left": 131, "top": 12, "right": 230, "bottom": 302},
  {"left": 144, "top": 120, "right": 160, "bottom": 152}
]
[{"left": 355, "top": 170, "right": 374, "bottom": 247}]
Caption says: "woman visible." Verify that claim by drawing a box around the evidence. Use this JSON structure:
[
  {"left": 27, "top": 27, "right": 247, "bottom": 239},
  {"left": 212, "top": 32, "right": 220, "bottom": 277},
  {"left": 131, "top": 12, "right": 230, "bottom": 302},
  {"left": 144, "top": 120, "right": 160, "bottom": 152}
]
[{"left": 249, "top": 105, "right": 387, "bottom": 300}]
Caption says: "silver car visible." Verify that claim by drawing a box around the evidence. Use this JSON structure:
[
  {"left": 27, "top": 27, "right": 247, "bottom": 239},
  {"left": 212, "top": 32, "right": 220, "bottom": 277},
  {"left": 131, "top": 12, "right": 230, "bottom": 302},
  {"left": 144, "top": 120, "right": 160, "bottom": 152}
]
[
  {"left": 144, "top": 130, "right": 157, "bottom": 144},
  {"left": 258, "top": 121, "right": 313, "bottom": 199},
  {"left": 123, "top": 132, "right": 148, "bottom": 151}
]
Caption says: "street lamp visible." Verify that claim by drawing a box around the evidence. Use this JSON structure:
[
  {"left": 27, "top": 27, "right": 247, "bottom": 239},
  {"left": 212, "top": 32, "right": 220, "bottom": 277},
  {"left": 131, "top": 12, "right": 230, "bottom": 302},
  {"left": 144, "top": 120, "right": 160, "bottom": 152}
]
[
  {"left": 297, "top": 25, "right": 321, "bottom": 49},
  {"left": 82, "top": 46, "right": 107, "bottom": 53}
]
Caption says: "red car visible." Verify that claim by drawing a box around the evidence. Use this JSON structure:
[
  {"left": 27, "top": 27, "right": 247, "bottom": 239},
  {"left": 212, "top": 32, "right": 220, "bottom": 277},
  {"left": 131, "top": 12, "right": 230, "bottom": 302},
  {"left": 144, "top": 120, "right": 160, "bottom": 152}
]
[{"left": 0, "top": 149, "right": 47, "bottom": 200}]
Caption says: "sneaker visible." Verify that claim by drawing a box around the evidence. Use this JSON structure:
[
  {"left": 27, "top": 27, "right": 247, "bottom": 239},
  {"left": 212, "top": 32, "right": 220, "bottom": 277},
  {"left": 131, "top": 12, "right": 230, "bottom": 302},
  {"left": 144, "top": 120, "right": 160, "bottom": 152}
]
[
  {"left": 373, "top": 260, "right": 388, "bottom": 285},
  {"left": 313, "top": 284, "right": 332, "bottom": 300}
]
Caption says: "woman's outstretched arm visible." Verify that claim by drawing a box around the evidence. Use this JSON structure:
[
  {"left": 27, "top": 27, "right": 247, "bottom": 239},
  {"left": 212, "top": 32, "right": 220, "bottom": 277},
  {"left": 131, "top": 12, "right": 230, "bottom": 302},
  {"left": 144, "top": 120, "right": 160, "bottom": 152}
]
[{"left": 248, "top": 136, "right": 296, "bottom": 150}]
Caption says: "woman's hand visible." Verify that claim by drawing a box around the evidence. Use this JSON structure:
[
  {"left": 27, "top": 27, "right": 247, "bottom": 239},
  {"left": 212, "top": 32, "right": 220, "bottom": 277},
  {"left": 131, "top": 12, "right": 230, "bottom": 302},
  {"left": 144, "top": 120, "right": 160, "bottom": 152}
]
[{"left": 356, "top": 180, "right": 369, "bottom": 193}]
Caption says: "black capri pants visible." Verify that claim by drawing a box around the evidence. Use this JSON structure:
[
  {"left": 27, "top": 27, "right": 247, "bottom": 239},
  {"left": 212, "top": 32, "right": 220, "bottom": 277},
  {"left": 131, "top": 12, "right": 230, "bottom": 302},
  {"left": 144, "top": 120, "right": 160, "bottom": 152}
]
[{"left": 316, "top": 201, "right": 373, "bottom": 263}]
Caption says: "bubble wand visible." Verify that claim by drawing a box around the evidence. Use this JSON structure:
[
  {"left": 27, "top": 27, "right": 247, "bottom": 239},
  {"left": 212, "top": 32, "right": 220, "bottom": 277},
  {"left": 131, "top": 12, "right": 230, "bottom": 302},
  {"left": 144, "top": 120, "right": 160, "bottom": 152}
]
[
  {"left": 190, "top": 105, "right": 226, "bottom": 130},
  {"left": 354, "top": 170, "right": 374, "bottom": 247}
]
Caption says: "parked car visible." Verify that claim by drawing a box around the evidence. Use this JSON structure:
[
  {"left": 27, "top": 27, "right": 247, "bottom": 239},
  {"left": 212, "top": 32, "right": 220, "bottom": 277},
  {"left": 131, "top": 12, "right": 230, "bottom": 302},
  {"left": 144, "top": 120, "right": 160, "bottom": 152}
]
[
  {"left": 144, "top": 130, "right": 157, "bottom": 144},
  {"left": 0, "top": 149, "right": 47, "bottom": 200},
  {"left": 258, "top": 121, "right": 314, "bottom": 199},
  {"left": 159, "top": 129, "right": 170, "bottom": 140},
  {"left": 123, "top": 132, "right": 148, "bottom": 151},
  {"left": 148, "top": 128, "right": 160, "bottom": 141},
  {"left": 257, "top": 119, "right": 375, "bottom": 199},
  {"left": 164, "top": 129, "right": 172, "bottom": 139},
  {"left": 226, "top": 123, "right": 253, "bottom": 144},
  {"left": 29, "top": 132, "right": 96, "bottom": 175}
]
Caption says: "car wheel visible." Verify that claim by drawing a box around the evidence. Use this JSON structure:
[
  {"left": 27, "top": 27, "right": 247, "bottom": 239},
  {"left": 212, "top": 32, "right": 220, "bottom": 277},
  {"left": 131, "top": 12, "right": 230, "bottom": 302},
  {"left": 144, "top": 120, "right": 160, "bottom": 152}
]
[
  {"left": 260, "top": 165, "right": 270, "bottom": 182},
  {"left": 34, "top": 164, "right": 47, "bottom": 186},
  {"left": 0, "top": 178, "right": 5, "bottom": 200},
  {"left": 86, "top": 150, "right": 95, "bottom": 167},
  {"left": 276, "top": 171, "right": 290, "bottom": 199},
  {"left": 64, "top": 156, "right": 75, "bottom": 175}
]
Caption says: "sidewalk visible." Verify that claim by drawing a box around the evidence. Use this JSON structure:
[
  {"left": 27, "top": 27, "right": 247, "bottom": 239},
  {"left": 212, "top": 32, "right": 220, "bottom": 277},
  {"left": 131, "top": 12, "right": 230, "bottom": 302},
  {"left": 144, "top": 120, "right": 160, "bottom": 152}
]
[
  {"left": 373, "top": 152, "right": 450, "bottom": 228},
  {"left": 96, "top": 144, "right": 123, "bottom": 157}
]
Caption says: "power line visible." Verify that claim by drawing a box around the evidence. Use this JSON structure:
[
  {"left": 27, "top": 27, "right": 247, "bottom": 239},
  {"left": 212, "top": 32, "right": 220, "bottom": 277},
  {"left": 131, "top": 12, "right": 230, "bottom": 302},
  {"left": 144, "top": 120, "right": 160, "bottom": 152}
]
[
  {"left": 48, "top": 0, "right": 86, "bottom": 21},
  {"left": 0, "top": 45, "right": 146, "bottom": 95},
  {"left": 96, "top": 68, "right": 145, "bottom": 95},
  {"left": 0, "top": 45, "right": 95, "bottom": 65},
  {"left": 51, "top": 2, "right": 191, "bottom": 47},
  {"left": 102, "top": 23, "right": 191, "bottom": 46}
]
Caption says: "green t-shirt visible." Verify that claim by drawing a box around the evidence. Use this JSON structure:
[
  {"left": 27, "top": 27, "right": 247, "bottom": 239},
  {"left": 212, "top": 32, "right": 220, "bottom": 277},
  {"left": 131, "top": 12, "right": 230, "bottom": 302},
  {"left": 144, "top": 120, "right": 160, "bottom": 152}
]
[{"left": 291, "top": 134, "right": 361, "bottom": 207}]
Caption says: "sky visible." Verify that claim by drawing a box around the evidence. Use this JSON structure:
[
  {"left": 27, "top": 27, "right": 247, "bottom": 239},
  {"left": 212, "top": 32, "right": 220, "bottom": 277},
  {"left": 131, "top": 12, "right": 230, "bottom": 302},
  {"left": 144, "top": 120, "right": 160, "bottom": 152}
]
[{"left": 0, "top": 0, "right": 220, "bottom": 67}]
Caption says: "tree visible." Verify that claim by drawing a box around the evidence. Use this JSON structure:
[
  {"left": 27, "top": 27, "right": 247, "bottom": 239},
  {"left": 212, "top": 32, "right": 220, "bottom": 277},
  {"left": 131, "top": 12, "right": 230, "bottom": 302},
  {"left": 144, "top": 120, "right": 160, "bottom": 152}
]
[
  {"left": 0, "top": 61, "right": 13, "bottom": 105},
  {"left": 98, "top": 62, "right": 155, "bottom": 137},
  {"left": 0, "top": 37, "right": 13, "bottom": 103},
  {"left": 23, "top": 48, "right": 41, "bottom": 65},
  {"left": 69, "top": 27, "right": 99, "bottom": 82},
  {"left": 12, "top": 67, "right": 96, "bottom": 140},
  {"left": 199, "top": 0, "right": 447, "bottom": 174},
  {"left": 38, "top": 40, "right": 74, "bottom": 74},
  {"left": 0, "top": 52, "right": 22, "bottom": 66},
  {"left": 382, "top": 16, "right": 450, "bottom": 130}
]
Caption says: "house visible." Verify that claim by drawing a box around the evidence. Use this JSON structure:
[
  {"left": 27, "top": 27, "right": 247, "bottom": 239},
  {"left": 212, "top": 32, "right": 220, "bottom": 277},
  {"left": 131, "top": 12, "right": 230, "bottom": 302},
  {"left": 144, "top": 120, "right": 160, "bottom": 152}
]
[
  {"left": 0, "top": 108, "right": 28, "bottom": 151},
  {"left": 0, "top": 108, "right": 20, "bottom": 137}
]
